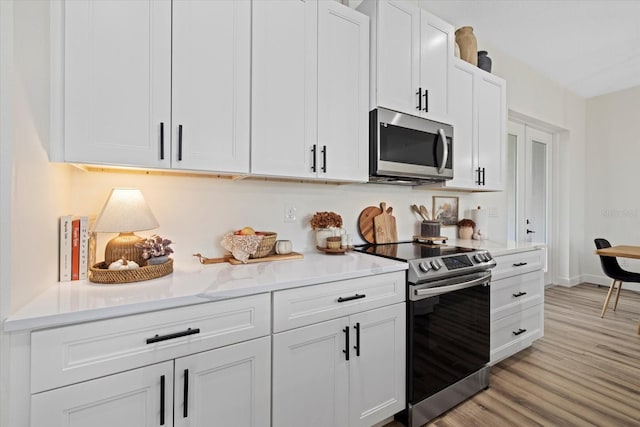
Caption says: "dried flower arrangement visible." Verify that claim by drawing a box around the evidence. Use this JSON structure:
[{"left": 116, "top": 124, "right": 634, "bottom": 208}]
[
  {"left": 456, "top": 218, "right": 476, "bottom": 228},
  {"left": 135, "top": 235, "right": 174, "bottom": 260},
  {"left": 310, "top": 211, "right": 343, "bottom": 229}
]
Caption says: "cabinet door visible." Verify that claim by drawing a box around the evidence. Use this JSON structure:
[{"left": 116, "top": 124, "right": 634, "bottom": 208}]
[
  {"left": 251, "top": 0, "right": 318, "bottom": 179},
  {"left": 63, "top": 0, "right": 171, "bottom": 167},
  {"left": 349, "top": 304, "right": 406, "bottom": 427},
  {"left": 318, "top": 1, "right": 369, "bottom": 182},
  {"left": 174, "top": 337, "right": 270, "bottom": 427},
  {"left": 272, "top": 318, "right": 349, "bottom": 427},
  {"left": 31, "top": 362, "right": 173, "bottom": 427},
  {"left": 376, "top": 0, "right": 420, "bottom": 115},
  {"left": 445, "top": 59, "right": 477, "bottom": 189},
  {"left": 172, "top": 0, "right": 250, "bottom": 173},
  {"left": 477, "top": 72, "right": 507, "bottom": 191},
  {"left": 419, "top": 9, "right": 453, "bottom": 121}
]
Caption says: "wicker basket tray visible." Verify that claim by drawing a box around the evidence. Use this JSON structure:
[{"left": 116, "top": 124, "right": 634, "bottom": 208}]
[
  {"left": 249, "top": 232, "right": 277, "bottom": 258},
  {"left": 89, "top": 258, "right": 173, "bottom": 284}
]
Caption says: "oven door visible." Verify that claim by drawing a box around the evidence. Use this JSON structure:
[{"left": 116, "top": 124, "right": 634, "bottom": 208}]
[
  {"left": 407, "top": 271, "right": 491, "bottom": 404},
  {"left": 371, "top": 107, "right": 453, "bottom": 180}
]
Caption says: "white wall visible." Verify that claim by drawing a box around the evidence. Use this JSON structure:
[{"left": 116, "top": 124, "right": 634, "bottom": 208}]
[{"left": 583, "top": 85, "right": 640, "bottom": 291}]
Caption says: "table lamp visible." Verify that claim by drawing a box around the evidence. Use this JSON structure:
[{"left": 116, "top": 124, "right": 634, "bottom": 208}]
[{"left": 92, "top": 188, "right": 159, "bottom": 266}]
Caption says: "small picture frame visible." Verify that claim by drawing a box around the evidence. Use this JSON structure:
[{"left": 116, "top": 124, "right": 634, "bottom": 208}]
[{"left": 432, "top": 196, "right": 459, "bottom": 226}]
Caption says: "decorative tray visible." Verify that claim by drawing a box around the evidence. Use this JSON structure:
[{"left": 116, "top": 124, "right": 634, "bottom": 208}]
[
  {"left": 316, "top": 246, "right": 354, "bottom": 255},
  {"left": 89, "top": 259, "right": 173, "bottom": 284},
  {"left": 412, "top": 235, "right": 449, "bottom": 244}
]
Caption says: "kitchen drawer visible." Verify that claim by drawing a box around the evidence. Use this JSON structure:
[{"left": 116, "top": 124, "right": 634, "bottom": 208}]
[
  {"left": 491, "top": 270, "right": 544, "bottom": 319},
  {"left": 492, "top": 249, "right": 543, "bottom": 281},
  {"left": 31, "top": 293, "right": 270, "bottom": 393},
  {"left": 272, "top": 271, "right": 405, "bottom": 332},
  {"left": 490, "top": 304, "right": 544, "bottom": 365}
]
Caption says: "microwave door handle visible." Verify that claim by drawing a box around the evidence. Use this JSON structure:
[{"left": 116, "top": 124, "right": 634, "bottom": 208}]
[{"left": 437, "top": 128, "right": 448, "bottom": 174}]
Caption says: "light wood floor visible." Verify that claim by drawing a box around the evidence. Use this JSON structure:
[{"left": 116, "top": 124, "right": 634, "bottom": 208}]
[{"left": 386, "top": 283, "right": 640, "bottom": 427}]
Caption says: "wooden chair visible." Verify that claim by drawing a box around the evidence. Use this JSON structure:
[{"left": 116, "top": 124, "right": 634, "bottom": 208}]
[{"left": 594, "top": 238, "right": 640, "bottom": 318}]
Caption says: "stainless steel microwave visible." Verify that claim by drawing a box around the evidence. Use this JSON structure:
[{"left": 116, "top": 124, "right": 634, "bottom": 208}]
[{"left": 369, "top": 107, "right": 453, "bottom": 185}]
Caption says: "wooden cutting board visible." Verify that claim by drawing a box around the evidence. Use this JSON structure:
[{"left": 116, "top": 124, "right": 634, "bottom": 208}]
[
  {"left": 226, "top": 252, "right": 304, "bottom": 265},
  {"left": 373, "top": 202, "right": 398, "bottom": 244},
  {"left": 358, "top": 205, "right": 383, "bottom": 244}
]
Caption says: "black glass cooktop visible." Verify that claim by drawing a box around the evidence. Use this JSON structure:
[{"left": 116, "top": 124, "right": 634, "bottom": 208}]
[{"left": 354, "top": 242, "right": 477, "bottom": 262}]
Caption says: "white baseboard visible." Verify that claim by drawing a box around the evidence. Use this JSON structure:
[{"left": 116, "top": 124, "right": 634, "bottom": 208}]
[
  {"left": 554, "top": 275, "right": 584, "bottom": 287},
  {"left": 581, "top": 274, "right": 640, "bottom": 292}
]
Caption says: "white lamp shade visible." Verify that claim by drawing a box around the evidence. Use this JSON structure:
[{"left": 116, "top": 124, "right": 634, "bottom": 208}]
[{"left": 92, "top": 188, "right": 159, "bottom": 233}]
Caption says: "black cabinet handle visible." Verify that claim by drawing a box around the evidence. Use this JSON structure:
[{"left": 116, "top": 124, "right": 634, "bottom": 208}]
[
  {"left": 513, "top": 291, "right": 528, "bottom": 298},
  {"left": 512, "top": 328, "right": 527, "bottom": 336},
  {"left": 343, "top": 326, "right": 350, "bottom": 361},
  {"left": 311, "top": 144, "right": 317, "bottom": 172},
  {"left": 160, "top": 375, "right": 165, "bottom": 425},
  {"left": 146, "top": 328, "right": 200, "bottom": 344},
  {"left": 423, "top": 89, "right": 429, "bottom": 112},
  {"left": 526, "top": 229, "right": 536, "bottom": 234},
  {"left": 353, "top": 323, "right": 360, "bottom": 357},
  {"left": 481, "top": 167, "right": 486, "bottom": 185},
  {"left": 160, "top": 122, "right": 165, "bottom": 160},
  {"left": 178, "top": 124, "right": 183, "bottom": 161},
  {"left": 475, "top": 167, "right": 481, "bottom": 185},
  {"left": 183, "top": 369, "right": 189, "bottom": 418},
  {"left": 321, "top": 145, "right": 327, "bottom": 173},
  {"left": 337, "top": 293, "right": 366, "bottom": 303},
  {"left": 416, "top": 87, "right": 422, "bottom": 110},
  {"left": 512, "top": 262, "right": 528, "bottom": 267}
]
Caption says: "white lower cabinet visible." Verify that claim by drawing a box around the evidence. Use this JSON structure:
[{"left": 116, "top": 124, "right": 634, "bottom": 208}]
[
  {"left": 272, "top": 303, "right": 406, "bottom": 427},
  {"left": 490, "top": 249, "right": 545, "bottom": 364},
  {"left": 31, "top": 337, "right": 271, "bottom": 427}
]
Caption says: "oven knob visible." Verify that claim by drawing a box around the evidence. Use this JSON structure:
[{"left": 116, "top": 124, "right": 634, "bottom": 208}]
[
  {"left": 474, "top": 254, "right": 483, "bottom": 262},
  {"left": 484, "top": 252, "right": 493, "bottom": 261},
  {"left": 419, "top": 261, "right": 430, "bottom": 272},
  {"left": 430, "top": 260, "right": 441, "bottom": 270}
]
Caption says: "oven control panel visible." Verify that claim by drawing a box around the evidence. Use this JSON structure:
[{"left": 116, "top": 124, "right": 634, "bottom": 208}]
[{"left": 408, "top": 250, "right": 496, "bottom": 284}]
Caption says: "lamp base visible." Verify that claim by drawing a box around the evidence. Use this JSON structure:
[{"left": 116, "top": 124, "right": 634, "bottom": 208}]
[{"left": 104, "top": 232, "right": 146, "bottom": 266}]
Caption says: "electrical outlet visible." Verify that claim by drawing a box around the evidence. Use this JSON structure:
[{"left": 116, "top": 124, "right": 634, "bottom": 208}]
[{"left": 284, "top": 204, "right": 297, "bottom": 223}]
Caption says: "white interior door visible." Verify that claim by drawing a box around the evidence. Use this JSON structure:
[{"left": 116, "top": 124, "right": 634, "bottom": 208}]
[{"left": 524, "top": 127, "right": 552, "bottom": 246}]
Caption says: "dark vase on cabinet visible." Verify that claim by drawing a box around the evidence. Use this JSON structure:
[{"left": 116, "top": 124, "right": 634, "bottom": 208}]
[{"left": 478, "top": 51, "right": 492, "bottom": 73}]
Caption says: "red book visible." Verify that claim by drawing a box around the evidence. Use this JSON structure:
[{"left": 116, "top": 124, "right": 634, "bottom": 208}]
[{"left": 71, "top": 219, "right": 80, "bottom": 281}]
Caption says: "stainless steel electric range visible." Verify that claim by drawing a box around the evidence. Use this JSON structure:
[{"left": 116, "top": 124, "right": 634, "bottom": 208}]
[{"left": 354, "top": 242, "right": 496, "bottom": 427}]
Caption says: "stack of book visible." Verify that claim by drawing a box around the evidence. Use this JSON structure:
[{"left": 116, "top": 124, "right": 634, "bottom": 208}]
[{"left": 59, "top": 216, "right": 89, "bottom": 282}]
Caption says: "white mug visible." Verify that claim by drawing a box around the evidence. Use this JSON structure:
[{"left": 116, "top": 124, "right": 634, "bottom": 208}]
[{"left": 275, "top": 240, "right": 293, "bottom": 255}]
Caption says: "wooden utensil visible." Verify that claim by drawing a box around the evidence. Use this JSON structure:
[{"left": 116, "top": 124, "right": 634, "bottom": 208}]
[
  {"left": 412, "top": 204, "right": 427, "bottom": 221},
  {"left": 373, "top": 202, "right": 398, "bottom": 244},
  {"left": 419, "top": 205, "right": 431, "bottom": 221},
  {"left": 358, "top": 205, "right": 383, "bottom": 244}
]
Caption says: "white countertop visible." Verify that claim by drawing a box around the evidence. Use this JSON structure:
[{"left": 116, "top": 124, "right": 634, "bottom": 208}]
[
  {"left": 4, "top": 252, "right": 407, "bottom": 332},
  {"left": 448, "top": 238, "right": 545, "bottom": 256}
]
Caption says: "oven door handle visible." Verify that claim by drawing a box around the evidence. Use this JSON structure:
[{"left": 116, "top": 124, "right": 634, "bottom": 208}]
[{"left": 413, "top": 273, "right": 490, "bottom": 299}]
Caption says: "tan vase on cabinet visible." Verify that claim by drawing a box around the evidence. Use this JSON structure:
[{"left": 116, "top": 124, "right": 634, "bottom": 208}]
[{"left": 455, "top": 26, "right": 478, "bottom": 66}]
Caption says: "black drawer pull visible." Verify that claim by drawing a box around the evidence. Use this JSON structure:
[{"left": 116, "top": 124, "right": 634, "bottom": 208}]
[
  {"left": 160, "top": 375, "right": 165, "bottom": 425},
  {"left": 183, "top": 369, "right": 189, "bottom": 418},
  {"left": 512, "top": 328, "right": 527, "bottom": 336},
  {"left": 178, "top": 124, "right": 183, "bottom": 161},
  {"left": 321, "top": 145, "right": 327, "bottom": 173},
  {"left": 513, "top": 291, "right": 528, "bottom": 298},
  {"left": 337, "top": 293, "right": 366, "bottom": 303},
  {"left": 160, "top": 122, "right": 165, "bottom": 160},
  {"left": 416, "top": 87, "right": 422, "bottom": 110},
  {"left": 343, "top": 326, "right": 350, "bottom": 361},
  {"left": 311, "top": 144, "right": 317, "bottom": 172},
  {"left": 512, "top": 262, "right": 528, "bottom": 267},
  {"left": 146, "top": 328, "right": 200, "bottom": 344},
  {"left": 353, "top": 322, "right": 360, "bottom": 357}
]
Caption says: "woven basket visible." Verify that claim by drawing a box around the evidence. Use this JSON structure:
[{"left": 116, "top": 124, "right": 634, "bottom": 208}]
[
  {"left": 250, "top": 232, "right": 277, "bottom": 258},
  {"left": 89, "top": 258, "right": 173, "bottom": 284}
]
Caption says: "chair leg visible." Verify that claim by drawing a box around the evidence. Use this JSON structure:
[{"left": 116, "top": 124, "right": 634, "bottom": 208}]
[
  {"left": 600, "top": 279, "right": 618, "bottom": 318},
  {"left": 613, "top": 281, "right": 623, "bottom": 311}
]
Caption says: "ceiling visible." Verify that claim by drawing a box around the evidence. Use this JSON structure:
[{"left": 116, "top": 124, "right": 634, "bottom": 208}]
[{"left": 423, "top": 0, "right": 640, "bottom": 99}]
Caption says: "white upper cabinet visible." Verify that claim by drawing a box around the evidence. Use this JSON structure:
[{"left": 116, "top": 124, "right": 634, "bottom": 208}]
[
  {"left": 444, "top": 58, "right": 507, "bottom": 191},
  {"left": 251, "top": 0, "right": 318, "bottom": 180},
  {"left": 55, "top": 0, "right": 250, "bottom": 174},
  {"left": 359, "top": 0, "right": 453, "bottom": 122},
  {"left": 61, "top": 0, "right": 172, "bottom": 168},
  {"left": 317, "top": 0, "right": 370, "bottom": 181},
  {"left": 172, "top": 0, "right": 250, "bottom": 173},
  {"left": 252, "top": 0, "right": 369, "bottom": 182}
]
